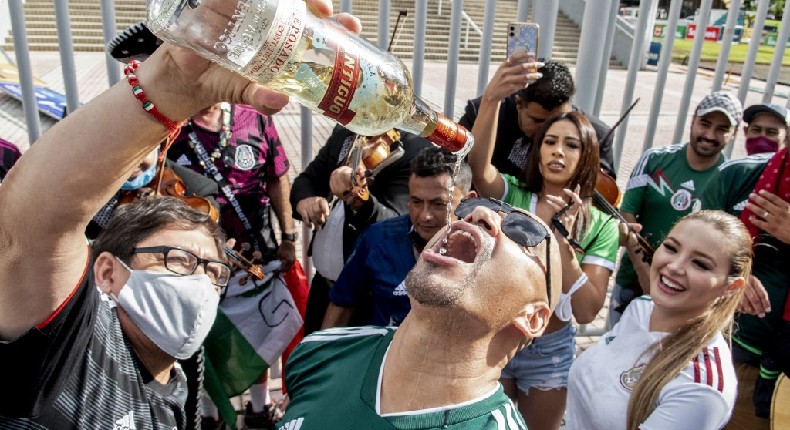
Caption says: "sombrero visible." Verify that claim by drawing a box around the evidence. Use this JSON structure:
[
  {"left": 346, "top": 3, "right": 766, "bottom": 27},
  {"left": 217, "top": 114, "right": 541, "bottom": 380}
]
[{"left": 106, "top": 21, "right": 162, "bottom": 63}]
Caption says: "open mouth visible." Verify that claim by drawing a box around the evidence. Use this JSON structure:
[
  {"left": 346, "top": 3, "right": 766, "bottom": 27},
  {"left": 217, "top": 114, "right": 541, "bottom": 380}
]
[
  {"left": 658, "top": 274, "right": 686, "bottom": 294},
  {"left": 423, "top": 221, "right": 483, "bottom": 266},
  {"left": 546, "top": 160, "right": 565, "bottom": 171}
]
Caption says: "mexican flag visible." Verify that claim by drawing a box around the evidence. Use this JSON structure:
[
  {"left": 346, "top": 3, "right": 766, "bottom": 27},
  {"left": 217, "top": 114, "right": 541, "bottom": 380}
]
[{"left": 203, "top": 261, "right": 306, "bottom": 428}]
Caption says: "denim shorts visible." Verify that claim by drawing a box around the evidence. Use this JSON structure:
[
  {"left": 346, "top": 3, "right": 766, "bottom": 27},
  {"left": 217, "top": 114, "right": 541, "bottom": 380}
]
[
  {"left": 500, "top": 322, "right": 576, "bottom": 393},
  {"left": 608, "top": 283, "right": 639, "bottom": 327}
]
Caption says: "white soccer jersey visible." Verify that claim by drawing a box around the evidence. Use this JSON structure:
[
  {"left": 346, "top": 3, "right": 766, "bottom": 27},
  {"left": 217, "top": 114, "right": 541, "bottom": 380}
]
[{"left": 565, "top": 298, "right": 737, "bottom": 430}]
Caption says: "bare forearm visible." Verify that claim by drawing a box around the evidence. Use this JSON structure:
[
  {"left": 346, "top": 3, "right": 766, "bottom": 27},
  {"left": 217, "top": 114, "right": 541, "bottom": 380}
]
[
  {"left": 268, "top": 175, "right": 296, "bottom": 234},
  {"left": 321, "top": 303, "right": 354, "bottom": 329},
  {"left": 468, "top": 99, "right": 504, "bottom": 198}
]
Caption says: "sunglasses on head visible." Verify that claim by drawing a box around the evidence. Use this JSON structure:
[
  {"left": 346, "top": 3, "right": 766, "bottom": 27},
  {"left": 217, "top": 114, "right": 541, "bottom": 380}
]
[{"left": 453, "top": 197, "right": 552, "bottom": 305}]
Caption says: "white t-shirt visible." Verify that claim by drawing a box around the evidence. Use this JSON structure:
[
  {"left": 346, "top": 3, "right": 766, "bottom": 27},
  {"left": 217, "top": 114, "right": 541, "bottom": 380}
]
[{"left": 565, "top": 297, "right": 737, "bottom": 430}]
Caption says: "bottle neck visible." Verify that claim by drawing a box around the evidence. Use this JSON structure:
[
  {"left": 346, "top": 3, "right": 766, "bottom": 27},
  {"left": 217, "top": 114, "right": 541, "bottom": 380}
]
[{"left": 399, "top": 96, "right": 474, "bottom": 157}]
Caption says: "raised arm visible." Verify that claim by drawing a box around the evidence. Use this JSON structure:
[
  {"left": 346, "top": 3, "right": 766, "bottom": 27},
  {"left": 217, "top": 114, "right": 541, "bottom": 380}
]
[
  {"left": 467, "top": 52, "right": 541, "bottom": 199},
  {"left": 0, "top": 0, "right": 360, "bottom": 341}
]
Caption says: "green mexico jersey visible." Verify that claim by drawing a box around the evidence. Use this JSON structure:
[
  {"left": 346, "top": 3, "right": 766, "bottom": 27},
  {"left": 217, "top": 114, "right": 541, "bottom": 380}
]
[
  {"left": 502, "top": 174, "right": 620, "bottom": 271},
  {"left": 700, "top": 153, "right": 790, "bottom": 354},
  {"left": 278, "top": 327, "right": 527, "bottom": 430},
  {"left": 616, "top": 143, "right": 724, "bottom": 286}
]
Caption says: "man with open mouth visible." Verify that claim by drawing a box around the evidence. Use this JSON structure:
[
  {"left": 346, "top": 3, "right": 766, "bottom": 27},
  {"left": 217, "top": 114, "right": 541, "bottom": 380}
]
[{"left": 277, "top": 198, "right": 562, "bottom": 430}]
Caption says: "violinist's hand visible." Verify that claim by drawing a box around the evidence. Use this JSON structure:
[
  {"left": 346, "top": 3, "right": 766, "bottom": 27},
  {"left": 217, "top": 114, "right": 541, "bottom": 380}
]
[
  {"left": 481, "top": 51, "right": 544, "bottom": 104},
  {"left": 296, "top": 196, "right": 330, "bottom": 230},
  {"left": 135, "top": 0, "right": 362, "bottom": 121},
  {"left": 618, "top": 222, "right": 643, "bottom": 247},
  {"left": 330, "top": 165, "right": 366, "bottom": 206},
  {"left": 276, "top": 240, "right": 296, "bottom": 271}
]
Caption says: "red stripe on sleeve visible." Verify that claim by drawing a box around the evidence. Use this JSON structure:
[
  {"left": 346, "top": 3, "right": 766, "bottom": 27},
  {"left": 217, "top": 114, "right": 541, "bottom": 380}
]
[
  {"left": 693, "top": 354, "right": 701, "bottom": 384},
  {"left": 35, "top": 250, "right": 90, "bottom": 330},
  {"left": 713, "top": 347, "right": 724, "bottom": 392},
  {"left": 703, "top": 348, "right": 714, "bottom": 386}
]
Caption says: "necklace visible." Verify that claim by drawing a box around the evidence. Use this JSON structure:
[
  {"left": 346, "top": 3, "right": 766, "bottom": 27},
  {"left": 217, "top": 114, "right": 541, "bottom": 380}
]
[{"left": 189, "top": 102, "right": 232, "bottom": 168}]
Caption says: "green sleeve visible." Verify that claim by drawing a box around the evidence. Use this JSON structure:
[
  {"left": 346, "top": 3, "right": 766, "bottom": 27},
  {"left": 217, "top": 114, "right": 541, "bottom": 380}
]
[
  {"left": 502, "top": 174, "right": 533, "bottom": 211},
  {"left": 579, "top": 210, "right": 620, "bottom": 271},
  {"left": 620, "top": 150, "right": 654, "bottom": 215},
  {"left": 699, "top": 168, "right": 726, "bottom": 211}
]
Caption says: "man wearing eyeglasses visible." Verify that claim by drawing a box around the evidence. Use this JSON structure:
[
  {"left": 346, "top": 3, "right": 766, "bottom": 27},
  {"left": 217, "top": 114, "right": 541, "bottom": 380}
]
[
  {"left": 277, "top": 198, "right": 561, "bottom": 430},
  {"left": 0, "top": 1, "right": 358, "bottom": 428}
]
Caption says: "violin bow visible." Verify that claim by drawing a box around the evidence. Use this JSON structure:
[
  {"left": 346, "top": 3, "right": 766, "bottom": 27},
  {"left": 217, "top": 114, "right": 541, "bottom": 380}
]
[
  {"left": 387, "top": 10, "right": 408, "bottom": 53},
  {"left": 601, "top": 97, "right": 640, "bottom": 145}
]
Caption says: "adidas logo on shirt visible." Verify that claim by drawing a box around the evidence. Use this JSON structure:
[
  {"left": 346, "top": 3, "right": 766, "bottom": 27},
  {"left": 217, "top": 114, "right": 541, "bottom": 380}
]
[
  {"left": 393, "top": 281, "right": 407, "bottom": 296},
  {"left": 680, "top": 180, "right": 695, "bottom": 191},
  {"left": 280, "top": 417, "right": 304, "bottom": 430},
  {"left": 175, "top": 154, "right": 191, "bottom": 166},
  {"left": 113, "top": 411, "right": 136, "bottom": 430}
]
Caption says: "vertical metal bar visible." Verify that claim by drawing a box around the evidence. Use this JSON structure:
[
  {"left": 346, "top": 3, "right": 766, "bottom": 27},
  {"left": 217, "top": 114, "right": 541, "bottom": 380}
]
[
  {"left": 612, "top": 0, "right": 656, "bottom": 170},
  {"left": 445, "top": 0, "right": 464, "bottom": 117},
  {"left": 413, "top": 0, "right": 427, "bottom": 98},
  {"left": 378, "top": 0, "right": 391, "bottom": 51},
  {"left": 476, "top": 0, "right": 497, "bottom": 97},
  {"left": 438, "top": 0, "right": 443, "bottom": 16},
  {"left": 532, "top": 0, "right": 559, "bottom": 60},
  {"left": 340, "top": 0, "right": 352, "bottom": 13},
  {"left": 517, "top": 0, "right": 529, "bottom": 22},
  {"left": 299, "top": 106, "right": 313, "bottom": 281},
  {"left": 712, "top": 0, "right": 741, "bottom": 92},
  {"left": 8, "top": 0, "right": 41, "bottom": 144},
  {"left": 641, "top": 0, "right": 683, "bottom": 154},
  {"left": 737, "top": 0, "right": 770, "bottom": 105},
  {"left": 762, "top": 0, "right": 790, "bottom": 103},
  {"left": 54, "top": 0, "right": 80, "bottom": 114},
  {"left": 574, "top": 0, "right": 611, "bottom": 113},
  {"left": 100, "top": 0, "right": 120, "bottom": 86},
  {"left": 593, "top": 0, "right": 619, "bottom": 117},
  {"left": 671, "top": 0, "right": 713, "bottom": 145}
]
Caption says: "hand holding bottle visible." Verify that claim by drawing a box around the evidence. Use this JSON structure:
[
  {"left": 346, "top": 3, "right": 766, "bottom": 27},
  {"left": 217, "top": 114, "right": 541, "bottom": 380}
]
[{"left": 136, "top": 0, "right": 361, "bottom": 122}]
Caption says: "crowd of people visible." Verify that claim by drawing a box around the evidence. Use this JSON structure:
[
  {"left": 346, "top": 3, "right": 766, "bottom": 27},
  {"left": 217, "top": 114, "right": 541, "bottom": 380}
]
[{"left": 0, "top": 1, "right": 787, "bottom": 429}]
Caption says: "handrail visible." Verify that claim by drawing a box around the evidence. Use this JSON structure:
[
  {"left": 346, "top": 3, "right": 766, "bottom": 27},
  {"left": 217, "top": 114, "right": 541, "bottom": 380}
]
[
  {"left": 462, "top": 11, "right": 483, "bottom": 48},
  {"left": 437, "top": 0, "right": 482, "bottom": 48}
]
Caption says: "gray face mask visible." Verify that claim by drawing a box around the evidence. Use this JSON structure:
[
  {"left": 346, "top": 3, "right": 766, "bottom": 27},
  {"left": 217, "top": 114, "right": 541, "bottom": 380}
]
[{"left": 113, "top": 258, "right": 219, "bottom": 359}]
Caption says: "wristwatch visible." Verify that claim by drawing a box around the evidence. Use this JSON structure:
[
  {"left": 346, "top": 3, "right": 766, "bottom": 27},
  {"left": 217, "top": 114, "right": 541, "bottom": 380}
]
[{"left": 282, "top": 232, "right": 298, "bottom": 242}]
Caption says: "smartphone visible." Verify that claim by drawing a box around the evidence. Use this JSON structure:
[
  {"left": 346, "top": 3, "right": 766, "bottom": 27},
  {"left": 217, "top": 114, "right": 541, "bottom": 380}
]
[{"left": 506, "top": 22, "right": 539, "bottom": 60}]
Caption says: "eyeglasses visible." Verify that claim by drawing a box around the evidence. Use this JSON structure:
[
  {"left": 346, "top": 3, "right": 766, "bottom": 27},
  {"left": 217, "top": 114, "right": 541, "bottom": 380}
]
[
  {"left": 453, "top": 197, "right": 552, "bottom": 305},
  {"left": 132, "top": 246, "right": 232, "bottom": 287}
]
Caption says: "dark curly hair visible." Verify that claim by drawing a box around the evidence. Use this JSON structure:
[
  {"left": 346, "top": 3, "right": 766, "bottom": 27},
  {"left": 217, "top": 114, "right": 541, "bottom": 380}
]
[
  {"left": 517, "top": 60, "right": 575, "bottom": 111},
  {"left": 410, "top": 146, "right": 472, "bottom": 194}
]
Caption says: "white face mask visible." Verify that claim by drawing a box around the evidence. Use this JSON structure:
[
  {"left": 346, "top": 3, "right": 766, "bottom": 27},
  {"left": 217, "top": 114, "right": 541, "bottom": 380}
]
[{"left": 113, "top": 258, "right": 219, "bottom": 359}]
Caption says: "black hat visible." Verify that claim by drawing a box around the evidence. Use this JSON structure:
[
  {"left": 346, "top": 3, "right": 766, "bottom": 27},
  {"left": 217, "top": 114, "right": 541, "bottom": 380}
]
[
  {"left": 106, "top": 21, "right": 162, "bottom": 63},
  {"left": 743, "top": 104, "right": 790, "bottom": 127}
]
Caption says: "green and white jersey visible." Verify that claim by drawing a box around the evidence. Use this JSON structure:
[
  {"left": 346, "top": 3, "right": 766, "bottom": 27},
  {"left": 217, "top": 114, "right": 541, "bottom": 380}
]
[
  {"left": 616, "top": 143, "right": 724, "bottom": 286},
  {"left": 278, "top": 327, "right": 526, "bottom": 430},
  {"left": 501, "top": 174, "right": 619, "bottom": 271},
  {"left": 700, "top": 153, "right": 790, "bottom": 355}
]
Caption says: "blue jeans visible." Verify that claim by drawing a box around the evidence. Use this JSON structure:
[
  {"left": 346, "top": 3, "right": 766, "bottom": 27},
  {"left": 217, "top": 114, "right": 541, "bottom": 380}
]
[{"left": 500, "top": 323, "right": 576, "bottom": 393}]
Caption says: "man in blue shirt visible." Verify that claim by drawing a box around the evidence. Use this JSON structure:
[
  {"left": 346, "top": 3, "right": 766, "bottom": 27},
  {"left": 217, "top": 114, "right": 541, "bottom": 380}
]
[{"left": 322, "top": 147, "right": 475, "bottom": 327}]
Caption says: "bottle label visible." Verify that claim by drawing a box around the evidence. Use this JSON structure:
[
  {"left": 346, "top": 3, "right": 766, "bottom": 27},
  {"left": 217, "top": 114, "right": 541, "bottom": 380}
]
[
  {"left": 234, "top": 0, "right": 306, "bottom": 82},
  {"left": 316, "top": 24, "right": 361, "bottom": 125},
  {"left": 427, "top": 113, "right": 469, "bottom": 153}
]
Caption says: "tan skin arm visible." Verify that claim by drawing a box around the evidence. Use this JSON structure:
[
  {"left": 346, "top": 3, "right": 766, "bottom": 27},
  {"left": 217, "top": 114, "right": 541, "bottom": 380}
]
[
  {"left": 0, "top": 1, "right": 360, "bottom": 341},
  {"left": 267, "top": 174, "right": 297, "bottom": 268},
  {"left": 619, "top": 211, "right": 651, "bottom": 293},
  {"left": 321, "top": 303, "right": 355, "bottom": 329},
  {"left": 467, "top": 52, "right": 541, "bottom": 199}
]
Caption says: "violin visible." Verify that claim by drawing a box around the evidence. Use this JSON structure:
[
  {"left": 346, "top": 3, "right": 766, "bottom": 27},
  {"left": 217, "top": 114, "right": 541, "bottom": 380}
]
[
  {"left": 592, "top": 169, "right": 655, "bottom": 263},
  {"left": 117, "top": 163, "right": 264, "bottom": 279},
  {"left": 347, "top": 129, "right": 403, "bottom": 207}
]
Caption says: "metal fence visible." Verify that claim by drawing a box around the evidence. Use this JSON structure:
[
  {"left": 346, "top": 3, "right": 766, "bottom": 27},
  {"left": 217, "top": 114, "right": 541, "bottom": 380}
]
[{"left": 7, "top": 0, "right": 790, "bottom": 335}]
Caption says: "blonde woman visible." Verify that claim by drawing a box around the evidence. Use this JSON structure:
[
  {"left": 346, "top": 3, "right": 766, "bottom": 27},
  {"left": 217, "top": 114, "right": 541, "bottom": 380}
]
[{"left": 565, "top": 210, "right": 752, "bottom": 430}]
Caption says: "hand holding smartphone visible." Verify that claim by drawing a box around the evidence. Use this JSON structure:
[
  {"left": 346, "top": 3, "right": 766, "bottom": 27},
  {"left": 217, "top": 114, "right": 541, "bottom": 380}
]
[{"left": 507, "top": 22, "right": 540, "bottom": 84}]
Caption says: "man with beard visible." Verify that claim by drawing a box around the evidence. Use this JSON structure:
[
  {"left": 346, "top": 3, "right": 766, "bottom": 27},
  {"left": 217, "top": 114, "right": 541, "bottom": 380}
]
[
  {"left": 609, "top": 92, "right": 743, "bottom": 324},
  {"left": 277, "top": 199, "right": 561, "bottom": 430}
]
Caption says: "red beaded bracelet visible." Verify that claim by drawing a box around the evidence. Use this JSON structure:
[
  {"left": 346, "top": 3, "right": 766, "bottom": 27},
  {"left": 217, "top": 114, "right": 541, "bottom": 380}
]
[{"left": 124, "top": 60, "right": 184, "bottom": 146}]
